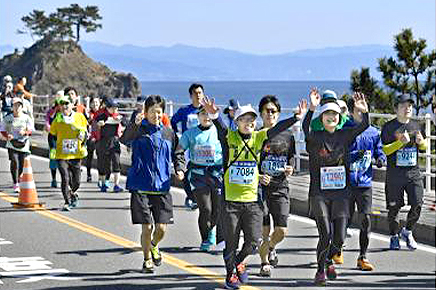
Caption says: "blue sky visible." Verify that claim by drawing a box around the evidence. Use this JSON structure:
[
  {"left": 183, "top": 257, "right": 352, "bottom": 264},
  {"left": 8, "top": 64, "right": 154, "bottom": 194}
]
[{"left": 1, "top": 0, "right": 435, "bottom": 54}]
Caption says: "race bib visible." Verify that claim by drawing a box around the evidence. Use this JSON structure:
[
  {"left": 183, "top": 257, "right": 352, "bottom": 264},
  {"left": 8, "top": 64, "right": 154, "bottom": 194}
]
[
  {"left": 396, "top": 147, "right": 417, "bottom": 167},
  {"left": 187, "top": 114, "right": 199, "bottom": 130},
  {"left": 261, "top": 156, "right": 287, "bottom": 176},
  {"left": 193, "top": 144, "right": 215, "bottom": 164},
  {"left": 229, "top": 161, "right": 256, "bottom": 184},
  {"left": 62, "top": 139, "right": 78, "bottom": 154},
  {"left": 350, "top": 150, "right": 372, "bottom": 172},
  {"left": 320, "top": 166, "right": 346, "bottom": 190}
]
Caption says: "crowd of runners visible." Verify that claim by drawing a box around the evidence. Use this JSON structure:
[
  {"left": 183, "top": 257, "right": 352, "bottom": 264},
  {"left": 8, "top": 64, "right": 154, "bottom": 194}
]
[{"left": 0, "top": 76, "right": 434, "bottom": 288}]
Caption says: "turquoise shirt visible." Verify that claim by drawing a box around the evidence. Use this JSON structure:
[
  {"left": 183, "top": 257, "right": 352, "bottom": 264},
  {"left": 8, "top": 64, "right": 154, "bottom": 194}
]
[{"left": 180, "top": 125, "right": 223, "bottom": 166}]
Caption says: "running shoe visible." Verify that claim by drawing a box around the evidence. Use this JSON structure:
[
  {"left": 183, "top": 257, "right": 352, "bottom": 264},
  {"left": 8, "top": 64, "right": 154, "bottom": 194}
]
[
  {"left": 150, "top": 244, "right": 162, "bottom": 266},
  {"left": 13, "top": 183, "right": 20, "bottom": 193},
  {"left": 113, "top": 185, "right": 124, "bottom": 193},
  {"left": 314, "top": 271, "right": 326, "bottom": 286},
  {"left": 62, "top": 203, "right": 71, "bottom": 211},
  {"left": 357, "top": 257, "right": 374, "bottom": 271},
  {"left": 184, "top": 197, "right": 198, "bottom": 210},
  {"left": 389, "top": 235, "right": 401, "bottom": 250},
  {"left": 268, "top": 248, "right": 278, "bottom": 267},
  {"left": 100, "top": 184, "right": 108, "bottom": 192},
  {"left": 259, "top": 263, "right": 272, "bottom": 277},
  {"left": 400, "top": 228, "right": 418, "bottom": 250},
  {"left": 142, "top": 259, "right": 154, "bottom": 273},
  {"left": 200, "top": 241, "right": 212, "bottom": 252},
  {"left": 70, "top": 194, "right": 79, "bottom": 208},
  {"left": 236, "top": 263, "right": 248, "bottom": 284},
  {"left": 214, "top": 241, "right": 226, "bottom": 252},
  {"left": 325, "top": 263, "right": 337, "bottom": 280},
  {"left": 224, "top": 273, "right": 240, "bottom": 289},
  {"left": 332, "top": 250, "right": 344, "bottom": 264},
  {"left": 207, "top": 228, "right": 216, "bottom": 245},
  {"left": 51, "top": 180, "right": 57, "bottom": 188}
]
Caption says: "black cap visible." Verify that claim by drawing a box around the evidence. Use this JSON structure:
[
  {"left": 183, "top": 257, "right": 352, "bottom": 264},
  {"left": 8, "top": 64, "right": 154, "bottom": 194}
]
[
  {"left": 104, "top": 98, "right": 119, "bottom": 108},
  {"left": 136, "top": 96, "right": 145, "bottom": 103},
  {"left": 395, "top": 94, "right": 414, "bottom": 105}
]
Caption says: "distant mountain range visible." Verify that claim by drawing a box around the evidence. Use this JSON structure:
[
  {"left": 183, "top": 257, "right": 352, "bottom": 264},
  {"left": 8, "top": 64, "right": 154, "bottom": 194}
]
[{"left": 1, "top": 42, "right": 394, "bottom": 81}]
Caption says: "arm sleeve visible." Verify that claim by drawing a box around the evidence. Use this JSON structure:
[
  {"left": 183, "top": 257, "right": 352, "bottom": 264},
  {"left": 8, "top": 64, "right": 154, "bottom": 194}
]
[
  {"left": 382, "top": 140, "right": 405, "bottom": 156},
  {"left": 172, "top": 132, "right": 186, "bottom": 172},
  {"left": 170, "top": 110, "right": 181, "bottom": 133},
  {"left": 179, "top": 130, "right": 190, "bottom": 150},
  {"left": 344, "top": 112, "right": 369, "bottom": 144},
  {"left": 267, "top": 115, "right": 299, "bottom": 139},
  {"left": 48, "top": 133, "right": 57, "bottom": 149},
  {"left": 119, "top": 122, "right": 140, "bottom": 145},
  {"left": 373, "top": 133, "right": 387, "bottom": 162},
  {"left": 302, "top": 110, "right": 314, "bottom": 139}
]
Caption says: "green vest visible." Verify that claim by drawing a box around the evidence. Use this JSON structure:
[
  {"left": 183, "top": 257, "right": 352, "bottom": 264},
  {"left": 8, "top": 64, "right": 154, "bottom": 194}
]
[{"left": 224, "top": 129, "right": 268, "bottom": 202}]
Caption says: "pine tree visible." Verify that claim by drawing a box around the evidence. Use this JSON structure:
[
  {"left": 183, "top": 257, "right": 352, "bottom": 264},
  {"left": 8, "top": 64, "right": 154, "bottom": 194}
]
[
  {"left": 57, "top": 4, "right": 102, "bottom": 43},
  {"left": 378, "top": 28, "right": 436, "bottom": 114}
]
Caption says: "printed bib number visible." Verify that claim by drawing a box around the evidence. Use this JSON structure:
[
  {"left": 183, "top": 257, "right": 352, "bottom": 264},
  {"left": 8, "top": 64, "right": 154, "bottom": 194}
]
[
  {"left": 62, "top": 139, "right": 78, "bottom": 154},
  {"left": 396, "top": 147, "right": 417, "bottom": 167},
  {"left": 261, "top": 156, "right": 287, "bottom": 176},
  {"left": 320, "top": 166, "right": 346, "bottom": 190},
  {"left": 229, "top": 161, "right": 256, "bottom": 184},
  {"left": 193, "top": 144, "right": 215, "bottom": 164},
  {"left": 350, "top": 150, "right": 372, "bottom": 172}
]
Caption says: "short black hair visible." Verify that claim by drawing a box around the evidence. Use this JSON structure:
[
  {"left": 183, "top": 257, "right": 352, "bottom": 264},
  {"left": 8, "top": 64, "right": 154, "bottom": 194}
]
[
  {"left": 64, "top": 86, "right": 77, "bottom": 96},
  {"left": 188, "top": 83, "right": 204, "bottom": 95},
  {"left": 144, "top": 95, "right": 166, "bottom": 112},
  {"left": 258, "top": 95, "right": 281, "bottom": 113}
]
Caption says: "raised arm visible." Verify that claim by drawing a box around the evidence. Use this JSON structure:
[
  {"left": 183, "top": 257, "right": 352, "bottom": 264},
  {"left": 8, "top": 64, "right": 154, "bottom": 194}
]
[{"left": 344, "top": 92, "right": 369, "bottom": 144}]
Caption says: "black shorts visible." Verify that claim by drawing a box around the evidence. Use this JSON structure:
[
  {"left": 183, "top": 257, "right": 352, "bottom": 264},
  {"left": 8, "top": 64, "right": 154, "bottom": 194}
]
[
  {"left": 385, "top": 170, "right": 424, "bottom": 209},
  {"left": 8, "top": 148, "right": 28, "bottom": 161},
  {"left": 262, "top": 186, "right": 290, "bottom": 228},
  {"left": 309, "top": 194, "right": 350, "bottom": 220},
  {"left": 350, "top": 187, "right": 372, "bottom": 215},
  {"left": 130, "top": 192, "right": 174, "bottom": 224}
]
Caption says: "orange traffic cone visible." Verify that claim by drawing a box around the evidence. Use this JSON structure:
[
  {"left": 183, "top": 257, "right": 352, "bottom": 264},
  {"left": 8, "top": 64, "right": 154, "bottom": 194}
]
[{"left": 12, "top": 156, "right": 44, "bottom": 209}]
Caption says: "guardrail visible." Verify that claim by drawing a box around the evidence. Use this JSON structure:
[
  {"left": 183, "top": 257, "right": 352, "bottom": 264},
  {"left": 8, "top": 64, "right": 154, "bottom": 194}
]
[{"left": 32, "top": 96, "right": 436, "bottom": 195}]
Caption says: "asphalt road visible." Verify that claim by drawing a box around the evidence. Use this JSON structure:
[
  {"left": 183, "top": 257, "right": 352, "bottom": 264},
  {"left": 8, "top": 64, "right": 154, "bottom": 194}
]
[{"left": 0, "top": 148, "right": 434, "bottom": 290}]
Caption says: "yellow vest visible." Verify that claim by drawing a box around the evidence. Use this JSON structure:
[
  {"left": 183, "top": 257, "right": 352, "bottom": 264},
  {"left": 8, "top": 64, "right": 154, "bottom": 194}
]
[
  {"left": 224, "top": 129, "right": 268, "bottom": 202},
  {"left": 49, "top": 112, "right": 88, "bottom": 160}
]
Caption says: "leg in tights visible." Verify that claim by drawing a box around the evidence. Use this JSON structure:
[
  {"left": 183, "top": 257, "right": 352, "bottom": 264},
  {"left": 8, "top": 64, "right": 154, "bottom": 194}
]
[
  {"left": 315, "top": 215, "right": 331, "bottom": 272},
  {"left": 50, "top": 169, "right": 57, "bottom": 181},
  {"left": 58, "top": 160, "right": 72, "bottom": 204},
  {"left": 9, "top": 151, "right": 19, "bottom": 184},
  {"left": 222, "top": 201, "right": 242, "bottom": 277},
  {"left": 17, "top": 152, "right": 25, "bottom": 178},
  {"left": 405, "top": 204, "right": 422, "bottom": 231},
  {"left": 359, "top": 213, "right": 371, "bottom": 257},
  {"left": 235, "top": 203, "right": 263, "bottom": 265},
  {"left": 387, "top": 205, "right": 401, "bottom": 235},
  {"left": 194, "top": 187, "right": 213, "bottom": 242},
  {"left": 69, "top": 159, "right": 82, "bottom": 194},
  {"left": 328, "top": 217, "right": 347, "bottom": 260}
]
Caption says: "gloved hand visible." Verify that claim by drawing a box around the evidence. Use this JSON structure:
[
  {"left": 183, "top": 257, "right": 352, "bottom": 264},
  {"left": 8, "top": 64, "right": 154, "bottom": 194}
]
[
  {"left": 50, "top": 148, "right": 57, "bottom": 159},
  {"left": 357, "top": 150, "right": 366, "bottom": 160},
  {"left": 78, "top": 130, "right": 86, "bottom": 142},
  {"left": 376, "top": 157, "right": 384, "bottom": 168}
]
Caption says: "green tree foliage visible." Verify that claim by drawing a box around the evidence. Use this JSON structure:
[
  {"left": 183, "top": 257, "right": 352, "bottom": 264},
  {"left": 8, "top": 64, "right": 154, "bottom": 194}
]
[
  {"left": 57, "top": 4, "right": 102, "bottom": 43},
  {"left": 350, "top": 67, "right": 395, "bottom": 113},
  {"left": 378, "top": 28, "right": 436, "bottom": 114},
  {"left": 18, "top": 10, "right": 50, "bottom": 40},
  {"left": 18, "top": 4, "right": 102, "bottom": 43}
]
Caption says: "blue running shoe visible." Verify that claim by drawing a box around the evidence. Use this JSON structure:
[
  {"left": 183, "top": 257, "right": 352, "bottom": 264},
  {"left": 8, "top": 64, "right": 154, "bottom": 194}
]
[
  {"left": 390, "top": 235, "right": 401, "bottom": 250},
  {"left": 100, "top": 184, "right": 108, "bottom": 192},
  {"left": 70, "top": 194, "right": 79, "bottom": 208},
  {"left": 113, "top": 185, "right": 124, "bottom": 193},
  {"left": 200, "top": 241, "right": 212, "bottom": 252}
]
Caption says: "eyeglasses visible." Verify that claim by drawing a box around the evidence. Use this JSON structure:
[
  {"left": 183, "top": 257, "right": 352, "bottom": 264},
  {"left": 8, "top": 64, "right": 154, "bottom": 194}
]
[{"left": 264, "top": 109, "right": 278, "bottom": 114}]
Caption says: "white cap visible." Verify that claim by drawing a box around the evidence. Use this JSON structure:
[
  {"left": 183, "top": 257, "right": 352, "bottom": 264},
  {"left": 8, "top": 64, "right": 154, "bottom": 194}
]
[
  {"left": 12, "top": 97, "right": 23, "bottom": 105},
  {"left": 235, "top": 104, "right": 257, "bottom": 120},
  {"left": 319, "top": 102, "right": 341, "bottom": 115},
  {"left": 337, "top": 100, "right": 347, "bottom": 109},
  {"left": 3, "top": 75, "right": 12, "bottom": 83}
]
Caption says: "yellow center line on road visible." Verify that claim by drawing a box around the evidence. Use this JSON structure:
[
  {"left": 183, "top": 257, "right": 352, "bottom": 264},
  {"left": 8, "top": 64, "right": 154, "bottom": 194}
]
[{"left": 0, "top": 192, "right": 262, "bottom": 290}]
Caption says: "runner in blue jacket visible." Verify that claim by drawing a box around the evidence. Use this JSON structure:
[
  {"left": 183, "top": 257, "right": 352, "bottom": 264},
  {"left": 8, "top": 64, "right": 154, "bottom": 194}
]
[
  {"left": 121, "top": 95, "right": 185, "bottom": 274},
  {"left": 345, "top": 97, "right": 386, "bottom": 271}
]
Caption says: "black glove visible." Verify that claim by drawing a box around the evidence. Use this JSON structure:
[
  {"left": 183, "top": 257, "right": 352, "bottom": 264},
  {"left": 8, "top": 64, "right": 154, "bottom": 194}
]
[{"left": 357, "top": 150, "right": 366, "bottom": 160}]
